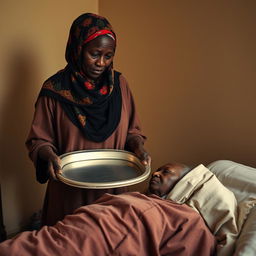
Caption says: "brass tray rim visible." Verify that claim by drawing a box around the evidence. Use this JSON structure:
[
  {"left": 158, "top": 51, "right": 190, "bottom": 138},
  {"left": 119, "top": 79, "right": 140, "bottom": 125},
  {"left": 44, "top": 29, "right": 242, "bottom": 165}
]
[{"left": 57, "top": 149, "right": 151, "bottom": 189}]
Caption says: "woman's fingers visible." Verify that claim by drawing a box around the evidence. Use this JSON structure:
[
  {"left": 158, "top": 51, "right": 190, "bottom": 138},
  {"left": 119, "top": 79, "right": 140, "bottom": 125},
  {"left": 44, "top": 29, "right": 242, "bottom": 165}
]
[
  {"left": 125, "top": 135, "right": 151, "bottom": 166},
  {"left": 144, "top": 154, "right": 152, "bottom": 166},
  {"left": 48, "top": 162, "right": 57, "bottom": 180},
  {"left": 136, "top": 150, "right": 151, "bottom": 166},
  {"left": 48, "top": 157, "right": 62, "bottom": 180},
  {"left": 52, "top": 156, "right": 62, "bottom": 175},
  {"left": 142, "top": 153, "right": 151, "bottom": 166}
]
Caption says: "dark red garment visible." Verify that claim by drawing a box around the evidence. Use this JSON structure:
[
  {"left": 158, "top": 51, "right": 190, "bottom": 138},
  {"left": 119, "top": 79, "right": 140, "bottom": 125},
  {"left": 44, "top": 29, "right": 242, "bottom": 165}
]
[
  {"left": 0, "top": 192, "right": 216, "bottom": 256},
  {"left": 26, "top": 75, "right": 146, "bottom": 226}
]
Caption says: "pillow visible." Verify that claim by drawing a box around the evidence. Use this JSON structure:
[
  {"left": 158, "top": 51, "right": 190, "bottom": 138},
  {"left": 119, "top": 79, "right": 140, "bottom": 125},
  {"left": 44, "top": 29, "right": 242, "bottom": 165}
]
[
  {"left": 207, "top": 160, "right": 256, "bottom": 203},
  {"left": 234, "top": 206, "right": 256, "bottom": 256},
  {"left": 167, "top": 164, "right": 239, "bottom": 256}
]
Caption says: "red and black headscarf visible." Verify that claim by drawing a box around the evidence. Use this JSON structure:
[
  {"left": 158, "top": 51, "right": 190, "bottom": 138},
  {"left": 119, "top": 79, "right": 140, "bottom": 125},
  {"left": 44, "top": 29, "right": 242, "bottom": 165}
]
[{"left": 39, "top": 13, "right": 122, "bottom": 142}]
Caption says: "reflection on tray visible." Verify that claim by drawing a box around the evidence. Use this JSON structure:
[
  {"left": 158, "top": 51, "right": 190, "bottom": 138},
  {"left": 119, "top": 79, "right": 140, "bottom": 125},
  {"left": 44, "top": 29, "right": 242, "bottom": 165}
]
[
  {"left": 63, "top": 162, "right": 141, "bottom": 183},
  {"left": 58, "top": 149, "right": 151, "bottom": 189}
]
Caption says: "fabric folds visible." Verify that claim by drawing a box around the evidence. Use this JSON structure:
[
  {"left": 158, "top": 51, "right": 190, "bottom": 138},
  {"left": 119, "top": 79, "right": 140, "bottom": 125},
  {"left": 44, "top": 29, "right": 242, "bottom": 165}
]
[{"left": 166, "top": 164, "right": 254, "bottom": 256}]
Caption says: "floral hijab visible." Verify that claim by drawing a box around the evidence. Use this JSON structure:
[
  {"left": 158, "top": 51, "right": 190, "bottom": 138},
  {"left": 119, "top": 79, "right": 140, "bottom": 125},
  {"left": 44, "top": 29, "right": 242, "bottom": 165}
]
[{"left": 39, "top": 13, "right": 122, "bottom": 142}]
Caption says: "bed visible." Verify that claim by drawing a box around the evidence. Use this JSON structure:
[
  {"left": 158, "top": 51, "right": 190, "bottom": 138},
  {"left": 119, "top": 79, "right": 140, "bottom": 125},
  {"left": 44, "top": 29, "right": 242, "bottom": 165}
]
[{"left": 0, "top": 160, "right": 255, "bottom": 256}]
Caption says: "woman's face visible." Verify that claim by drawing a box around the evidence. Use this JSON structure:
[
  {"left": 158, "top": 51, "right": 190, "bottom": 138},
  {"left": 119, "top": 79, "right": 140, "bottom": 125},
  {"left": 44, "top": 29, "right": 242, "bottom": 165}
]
[{"left": 82, "top": 35, "right": 115, "bottom": 81}]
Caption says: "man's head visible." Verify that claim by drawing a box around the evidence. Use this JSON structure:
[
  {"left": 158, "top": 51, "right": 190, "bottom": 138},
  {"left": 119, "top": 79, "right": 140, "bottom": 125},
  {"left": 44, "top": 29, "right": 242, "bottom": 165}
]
[{"left": 149, "top": 163, "right": 191, "bottom": 197}]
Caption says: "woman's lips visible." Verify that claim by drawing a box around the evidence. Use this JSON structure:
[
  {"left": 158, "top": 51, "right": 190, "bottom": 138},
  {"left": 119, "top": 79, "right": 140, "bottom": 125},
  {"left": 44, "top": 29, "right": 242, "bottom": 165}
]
[{"left": 91, "top": 69, "right": 104, "bottom": 75}]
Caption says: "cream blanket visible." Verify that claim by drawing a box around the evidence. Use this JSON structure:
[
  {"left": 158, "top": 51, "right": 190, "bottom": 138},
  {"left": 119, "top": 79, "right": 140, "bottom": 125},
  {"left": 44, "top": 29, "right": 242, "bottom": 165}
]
[{"left": 167, "top": 164, "right": 255, "bottom": 256}]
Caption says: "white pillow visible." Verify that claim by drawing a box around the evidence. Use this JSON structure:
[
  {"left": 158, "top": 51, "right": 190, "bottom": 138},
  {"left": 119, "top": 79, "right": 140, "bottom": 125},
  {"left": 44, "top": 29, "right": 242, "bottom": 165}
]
[{"left": 234, "top": 206, "right": 256, "bottom": 256}]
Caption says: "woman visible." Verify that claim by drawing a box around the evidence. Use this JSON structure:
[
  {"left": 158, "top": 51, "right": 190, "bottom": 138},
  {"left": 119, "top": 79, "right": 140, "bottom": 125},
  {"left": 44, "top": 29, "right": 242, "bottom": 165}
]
[{"left": 26, "top": 13, "right": 150, "bottom": 226}]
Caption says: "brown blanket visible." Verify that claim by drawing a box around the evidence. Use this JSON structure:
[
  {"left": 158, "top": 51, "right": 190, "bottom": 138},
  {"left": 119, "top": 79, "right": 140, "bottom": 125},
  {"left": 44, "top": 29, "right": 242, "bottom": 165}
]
[{"left": 0, "top": 192, "right": 216, "bottom": 256}]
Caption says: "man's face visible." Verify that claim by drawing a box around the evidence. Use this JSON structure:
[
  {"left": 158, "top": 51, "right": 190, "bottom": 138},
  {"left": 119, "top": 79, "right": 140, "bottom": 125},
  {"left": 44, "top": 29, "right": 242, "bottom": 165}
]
[{"left": 149, "top": 163, "right": 187, "bottom": 197}]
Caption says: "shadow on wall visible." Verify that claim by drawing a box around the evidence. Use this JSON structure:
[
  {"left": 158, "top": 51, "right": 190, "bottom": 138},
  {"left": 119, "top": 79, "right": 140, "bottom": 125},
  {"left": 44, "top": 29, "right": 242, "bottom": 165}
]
[{"left": 0, "top": 40, "right": 46, "bottom": 234}]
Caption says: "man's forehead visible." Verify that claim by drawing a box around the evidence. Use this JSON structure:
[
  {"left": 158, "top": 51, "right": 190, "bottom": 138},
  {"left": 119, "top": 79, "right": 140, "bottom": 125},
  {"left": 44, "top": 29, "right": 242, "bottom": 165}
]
[{"left": 157, "top": 163, "right": 184, "bottom": 172}]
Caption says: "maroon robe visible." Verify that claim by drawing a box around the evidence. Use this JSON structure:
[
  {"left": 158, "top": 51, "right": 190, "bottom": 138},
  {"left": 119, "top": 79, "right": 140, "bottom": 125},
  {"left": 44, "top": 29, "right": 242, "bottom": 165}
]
[
  {"left": 0, "top": 192, "right": 216, "bottom": 256},
  {"left": 26, "top": 75, "right": 146, "bottom": 225}
]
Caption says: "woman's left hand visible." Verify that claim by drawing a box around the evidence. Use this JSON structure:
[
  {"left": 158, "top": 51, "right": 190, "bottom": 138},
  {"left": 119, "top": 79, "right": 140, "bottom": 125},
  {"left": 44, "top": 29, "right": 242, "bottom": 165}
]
[
  {"left": 126, "top": 135, "right": 151, "bottom": 166},
  {"left": 134, "top": 147, "right": 151, "bottom": 166}
]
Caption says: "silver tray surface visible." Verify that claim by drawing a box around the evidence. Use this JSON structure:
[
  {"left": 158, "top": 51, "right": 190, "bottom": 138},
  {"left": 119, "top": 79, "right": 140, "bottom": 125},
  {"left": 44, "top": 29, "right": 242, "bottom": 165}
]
[{"left": 57, "top": 149, "right": 151, "bottom": 189}]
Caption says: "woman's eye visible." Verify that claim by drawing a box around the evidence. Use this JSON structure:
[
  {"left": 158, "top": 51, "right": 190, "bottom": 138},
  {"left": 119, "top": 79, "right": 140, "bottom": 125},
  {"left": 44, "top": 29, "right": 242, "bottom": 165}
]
[
  {"left": 105, "top": 55, "right": 113, "bottom": 60},
  {"left": 90, "top": 53, "right": 99, "bottom": 58}
]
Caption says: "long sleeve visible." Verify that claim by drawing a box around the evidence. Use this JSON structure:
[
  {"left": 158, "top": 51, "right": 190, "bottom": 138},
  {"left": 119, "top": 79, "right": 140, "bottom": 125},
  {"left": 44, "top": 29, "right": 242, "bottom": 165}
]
[{"left": 25, "top": 97, "right": 58, "bottom": 183}]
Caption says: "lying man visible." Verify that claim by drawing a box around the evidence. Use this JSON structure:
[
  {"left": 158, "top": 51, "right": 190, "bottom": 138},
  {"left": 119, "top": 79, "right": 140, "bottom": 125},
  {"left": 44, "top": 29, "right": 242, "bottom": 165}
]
[
  {"left": 0, "top": 163, "right": 217, "bottom": 256},
  {"left": 149, "top": 163, "right": 237, "bottom": 256},
  {"left": 150, "top": 163, "right": 254, "bottom": 256}
]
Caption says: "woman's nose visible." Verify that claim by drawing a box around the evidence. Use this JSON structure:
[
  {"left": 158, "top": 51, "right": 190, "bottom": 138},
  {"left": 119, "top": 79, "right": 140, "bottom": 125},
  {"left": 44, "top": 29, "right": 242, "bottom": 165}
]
[{"left": 95, "top": 56, "right": 105, "bottom": 67}]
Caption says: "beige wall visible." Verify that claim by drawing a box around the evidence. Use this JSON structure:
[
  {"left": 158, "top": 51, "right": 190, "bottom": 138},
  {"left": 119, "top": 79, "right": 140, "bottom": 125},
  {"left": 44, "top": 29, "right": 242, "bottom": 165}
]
[
  {"left": 99, "top": 1, "right": 256, "bottom": 187},
  {"left": 0, "top": 0, "right": 98, "bottom": 235}
]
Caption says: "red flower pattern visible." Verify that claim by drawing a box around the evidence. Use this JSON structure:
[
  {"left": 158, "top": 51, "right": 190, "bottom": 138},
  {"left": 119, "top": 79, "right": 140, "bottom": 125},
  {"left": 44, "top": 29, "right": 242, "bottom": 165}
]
[
  {"left": 100, "top": 85, "right": 108, "bottom": 95},
  {"left": 84, "top": 81, "right": 94, "bottom": 90}
]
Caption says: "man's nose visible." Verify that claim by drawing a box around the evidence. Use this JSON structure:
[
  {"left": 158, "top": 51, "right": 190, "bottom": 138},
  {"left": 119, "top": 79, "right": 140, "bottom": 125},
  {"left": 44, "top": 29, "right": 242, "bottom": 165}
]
[{"left": 153, "top": 171, "right": 160, "bottom": 177}]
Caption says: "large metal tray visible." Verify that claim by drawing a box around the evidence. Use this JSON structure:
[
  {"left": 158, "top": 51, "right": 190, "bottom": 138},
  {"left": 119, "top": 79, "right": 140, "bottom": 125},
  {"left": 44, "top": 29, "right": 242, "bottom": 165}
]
[{"left": 57, "top": 149, "right": 151, "bottom": 189}]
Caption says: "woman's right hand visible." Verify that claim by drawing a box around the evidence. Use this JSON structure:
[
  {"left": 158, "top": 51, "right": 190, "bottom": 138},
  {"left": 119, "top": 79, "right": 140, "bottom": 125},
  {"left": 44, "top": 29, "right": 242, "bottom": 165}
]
[{"left": 38, "top": 146, "right": 62, "bottom": 180}]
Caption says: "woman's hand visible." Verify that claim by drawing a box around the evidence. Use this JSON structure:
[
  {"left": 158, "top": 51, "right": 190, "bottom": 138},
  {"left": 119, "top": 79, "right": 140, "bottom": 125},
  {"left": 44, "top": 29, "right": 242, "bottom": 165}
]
[
  {"left": 126, "top": 135, "right": 151, "bottom": 166},
  {"left": 134, "top": 148, "right": 151, "bottom": 166},
  {"left": 38, "top": 146, "right": 62, "bottom": 180}
]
